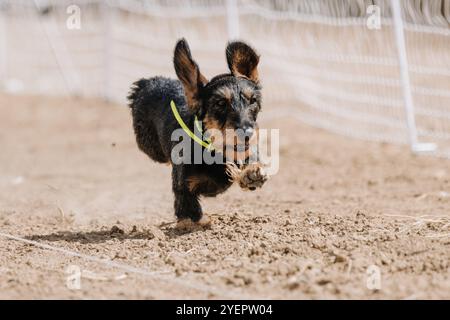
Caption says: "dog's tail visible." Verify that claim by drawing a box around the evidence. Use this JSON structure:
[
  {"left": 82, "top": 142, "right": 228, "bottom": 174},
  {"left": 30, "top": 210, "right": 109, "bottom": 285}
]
[{"left": 127, "top": 78, "right": 148, "bottom": 109}]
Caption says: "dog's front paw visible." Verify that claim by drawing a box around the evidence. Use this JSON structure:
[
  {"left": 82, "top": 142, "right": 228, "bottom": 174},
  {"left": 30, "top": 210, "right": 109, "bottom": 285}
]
[{"left": 238, "top": 164, "right": 268, "bottom": 191}]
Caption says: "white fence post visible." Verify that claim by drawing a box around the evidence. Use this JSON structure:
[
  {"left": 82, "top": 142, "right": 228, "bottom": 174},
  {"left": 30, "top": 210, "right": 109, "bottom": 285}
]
[
  {"left": 102, "top": 2, "right": 113, "bottom": 102},
  {"left": 226, "top": 0, "right": 239, "bottom": 40},
  {"left": 0, "top": 8, "right": 7, "bottom": 85},
  {"left": 391, "top": 0, "right": 436, "bottom": 152},
  {"left": 33, "top": 0, "right": 82, "bottom": 96}
]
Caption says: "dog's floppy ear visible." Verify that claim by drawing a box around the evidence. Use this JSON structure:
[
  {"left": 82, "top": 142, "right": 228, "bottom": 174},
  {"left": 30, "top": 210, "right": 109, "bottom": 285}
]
[
  {"left": 174, "top": 39, "right": 208, "bottom": 110},
  {"left": 226, "top": 41, "right": 260, "bottom": 83}
]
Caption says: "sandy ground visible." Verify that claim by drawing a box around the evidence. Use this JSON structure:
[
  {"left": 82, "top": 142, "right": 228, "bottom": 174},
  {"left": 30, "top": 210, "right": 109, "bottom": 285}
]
[{"left": 0, "top": 93, "right": 449, "bottom": 299}]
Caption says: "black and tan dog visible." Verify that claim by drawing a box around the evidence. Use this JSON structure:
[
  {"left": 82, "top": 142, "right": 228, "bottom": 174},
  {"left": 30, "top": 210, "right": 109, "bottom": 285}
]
[{"left": 128, "top": 39, "right": 267, "bottom": 228}]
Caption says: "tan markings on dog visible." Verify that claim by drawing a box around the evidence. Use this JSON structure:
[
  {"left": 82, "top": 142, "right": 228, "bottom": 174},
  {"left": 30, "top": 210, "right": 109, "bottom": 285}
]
[
  {"left": 175, "top": 49, "right": 208, "bottom": 111},
  {"left": 238, "top": 163, "right": 267, "bottom": 190},
  {"left": 215, "top": 86, "right": 233, "bottom": 101},
  {"left": 221, "top": 127, "right": 256, "bottom": 163},
  {"left": 187, "top": 175, "right": 210, "bottom": 193},
  {"left": 248, "top": 69, "right": 259, "bottom": 83},
  {"left": 203, "top": 115, "right": 222, "bottom": 132},
  {"left": 241, "top": 85, "right": 255, "bottom": 100},
  {"left": 203, "top": 119, "right": 258, "bottom": 163},
  {"left": 225, "top": 162, "right": 267, "bottom": 190},
  {"left": 232, "top": 61, "right": 259, "bottom": 83},
  {"left": 231, "top": 51, "right": 248, "bottom": 77},
  {"left": 203, "top": 118, "right": 241, "bottom": 153},
  {"left": 176, "top": 214, "right": 211, "bottom": 230},
  {"left": 199, "top": 73, "right": 208, "bottom": 85}
]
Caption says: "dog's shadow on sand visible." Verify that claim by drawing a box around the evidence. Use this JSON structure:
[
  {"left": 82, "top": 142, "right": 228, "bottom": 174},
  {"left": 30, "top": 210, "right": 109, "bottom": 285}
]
[
  {"left": 160, "top": 225, "right": 211, "bottom": 239},
  {"left": 26, "top": 226, "right": 155, "bottom": 244},
  {"left": 26, "top": 223, "right": 209, "bottom": 243}
]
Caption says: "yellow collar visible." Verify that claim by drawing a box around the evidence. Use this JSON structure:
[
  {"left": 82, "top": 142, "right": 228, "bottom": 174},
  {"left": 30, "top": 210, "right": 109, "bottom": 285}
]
[{"left": 170, "top": 100, "right": 213, "bottom": 150}]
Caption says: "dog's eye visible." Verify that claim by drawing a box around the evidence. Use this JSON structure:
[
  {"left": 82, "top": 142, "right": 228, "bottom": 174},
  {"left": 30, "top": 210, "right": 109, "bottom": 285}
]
[
  {"left": 250, "top": 104, "right": 260, "bottom": 118},
  {"left": 249, "top": 96, "right": 257, "bottom": 105},
  {"left": 217, "top": 99, "right": 227, "bottom": 107}
]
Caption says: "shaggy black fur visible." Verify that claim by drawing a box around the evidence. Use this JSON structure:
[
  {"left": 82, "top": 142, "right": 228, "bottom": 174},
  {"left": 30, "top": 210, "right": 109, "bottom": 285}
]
[{"left": 128, "top": 39, "right": 263, "bottom": 222}]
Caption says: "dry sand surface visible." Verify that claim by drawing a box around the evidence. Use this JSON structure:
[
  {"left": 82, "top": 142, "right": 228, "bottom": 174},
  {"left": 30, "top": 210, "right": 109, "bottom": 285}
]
[{"left": 0, "top": 93, "right": 449, "bottom": 299}]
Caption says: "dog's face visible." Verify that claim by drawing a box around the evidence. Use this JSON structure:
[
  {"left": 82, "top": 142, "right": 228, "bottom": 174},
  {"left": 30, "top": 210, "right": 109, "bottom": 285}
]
[
  {"left": 173, "top": 39, "right": 261, "bottom": 154},
  {"left": 201, "top": 74, "right": 261, "bottom": 137}
]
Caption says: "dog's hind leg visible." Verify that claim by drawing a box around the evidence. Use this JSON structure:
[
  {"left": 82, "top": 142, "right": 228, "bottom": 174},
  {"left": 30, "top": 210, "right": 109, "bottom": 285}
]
[
  {"left": 134, "top": 121, "right": 168, "bottom": 163},
  {"left": 171, "top": 165, "right": 211, "bottom": 228}
]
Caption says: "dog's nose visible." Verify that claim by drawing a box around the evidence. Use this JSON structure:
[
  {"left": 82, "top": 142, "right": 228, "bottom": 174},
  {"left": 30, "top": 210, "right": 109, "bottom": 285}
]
[{"left": 243, "top": 126, "right": 254, "bottom": 136}]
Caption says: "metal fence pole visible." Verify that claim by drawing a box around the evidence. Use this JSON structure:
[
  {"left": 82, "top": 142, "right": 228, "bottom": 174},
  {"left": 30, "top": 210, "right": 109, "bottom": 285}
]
[
  {"left": 391, "top": 0, "right": 436, "bottom": 152},
  {"left": 226, "top": 0, "right": 239, "bottom": 40}
]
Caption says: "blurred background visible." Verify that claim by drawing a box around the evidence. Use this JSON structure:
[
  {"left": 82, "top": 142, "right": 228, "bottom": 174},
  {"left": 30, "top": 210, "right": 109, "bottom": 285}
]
[{"left": 0, "top": 0, "right": 449, "bottom": 157}]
